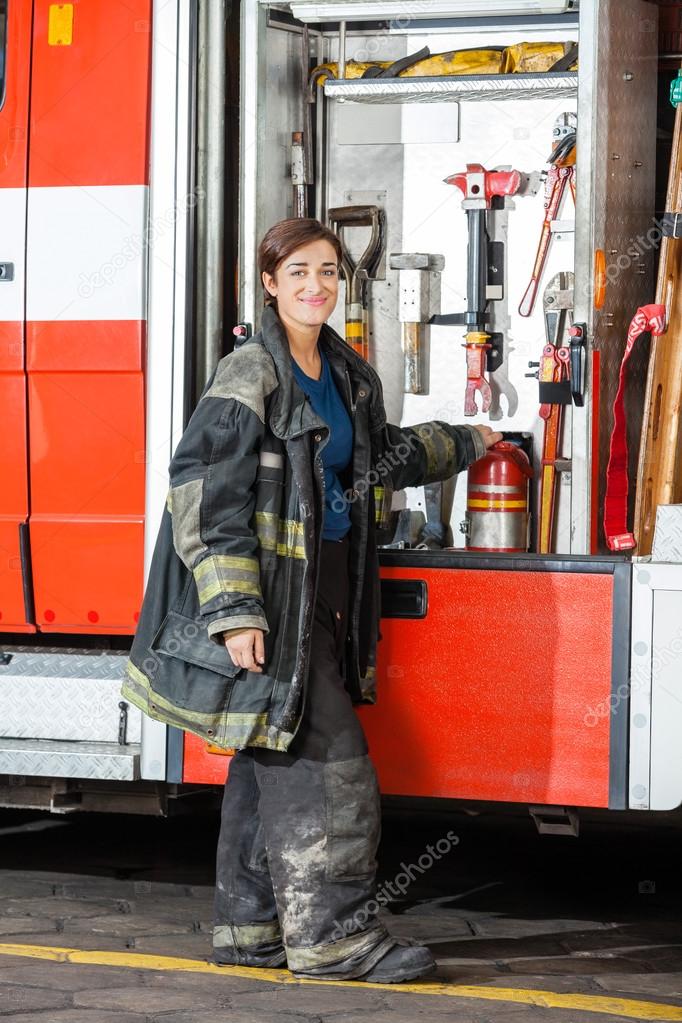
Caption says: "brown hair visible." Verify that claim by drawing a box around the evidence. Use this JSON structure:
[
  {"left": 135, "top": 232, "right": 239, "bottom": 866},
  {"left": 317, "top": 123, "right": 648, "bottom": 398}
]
[{"left": 258, "top": 218, "right": 343, "bottom": 307}]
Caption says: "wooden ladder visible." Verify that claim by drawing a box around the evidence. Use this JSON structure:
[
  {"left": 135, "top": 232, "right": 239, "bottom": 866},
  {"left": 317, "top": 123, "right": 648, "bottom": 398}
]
[{"left": 634, "top": 92, "right": 682, "bottom": 554}]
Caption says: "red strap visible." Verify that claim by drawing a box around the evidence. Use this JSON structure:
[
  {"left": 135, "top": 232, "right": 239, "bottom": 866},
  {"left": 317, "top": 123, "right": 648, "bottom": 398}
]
[{"left": 603, "top": 304, "right": 666, "bottom": 551}]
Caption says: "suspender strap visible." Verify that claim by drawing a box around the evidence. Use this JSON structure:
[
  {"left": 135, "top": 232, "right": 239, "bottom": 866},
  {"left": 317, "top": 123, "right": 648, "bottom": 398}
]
[{"left": 603, "top": 304, "right": 666, "bottom": 551}]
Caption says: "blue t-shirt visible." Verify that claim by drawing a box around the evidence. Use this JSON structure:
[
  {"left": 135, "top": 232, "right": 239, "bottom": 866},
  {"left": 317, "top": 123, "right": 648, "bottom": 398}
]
[{"left": 291, "top": 346, "right": 352, "bottom": 540}]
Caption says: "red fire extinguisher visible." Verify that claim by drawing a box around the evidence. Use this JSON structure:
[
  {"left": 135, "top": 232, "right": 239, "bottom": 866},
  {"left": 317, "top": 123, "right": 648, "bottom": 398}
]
[{"left": 461, "top": 441, "right": 533, "bottom": 552}]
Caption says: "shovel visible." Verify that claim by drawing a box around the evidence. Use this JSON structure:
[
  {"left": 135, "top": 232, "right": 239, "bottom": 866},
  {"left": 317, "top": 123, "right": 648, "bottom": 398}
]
[{"left": 328, "top": 205, "right": 384, "bottom": 360}]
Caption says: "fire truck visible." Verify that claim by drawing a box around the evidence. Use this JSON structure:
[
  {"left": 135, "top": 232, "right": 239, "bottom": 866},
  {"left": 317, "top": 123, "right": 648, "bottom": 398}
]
[{"left": 1, "top": 0, "right": 681, "bottom": 826}]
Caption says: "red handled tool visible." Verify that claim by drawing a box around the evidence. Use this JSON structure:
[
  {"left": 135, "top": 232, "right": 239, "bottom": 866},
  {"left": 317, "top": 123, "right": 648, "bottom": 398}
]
[
  {"left": 526, "top": 272, "right": 584, "bottom": 554},
  {"left": 519, "top": 113, "right": 576, "bottom": 318},
  {"left": 432, "top": 163, "right": 521, "bottom": 415}
]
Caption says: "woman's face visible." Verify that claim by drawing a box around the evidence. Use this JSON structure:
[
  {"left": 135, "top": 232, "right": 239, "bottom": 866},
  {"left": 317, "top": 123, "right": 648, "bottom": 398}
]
[{"left": 262, "top": 238, "right": 339, "bottom": 332}]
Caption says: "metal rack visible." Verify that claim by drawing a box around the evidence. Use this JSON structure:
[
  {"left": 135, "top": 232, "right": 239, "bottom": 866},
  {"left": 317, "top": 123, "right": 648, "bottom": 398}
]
[{"left": 322, "top": 70, "right": 578, "bottom": 103}]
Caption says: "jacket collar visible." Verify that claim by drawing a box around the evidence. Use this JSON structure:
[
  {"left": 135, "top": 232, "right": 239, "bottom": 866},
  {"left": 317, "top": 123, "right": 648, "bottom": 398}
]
[{"left": 256, "top": 304, "right": 385, "bottom": 440}]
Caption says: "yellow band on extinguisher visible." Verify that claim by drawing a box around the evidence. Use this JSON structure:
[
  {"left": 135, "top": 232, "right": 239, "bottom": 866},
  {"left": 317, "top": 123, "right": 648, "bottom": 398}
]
[
  {"left": 468, "top": 499, "right": 527, "bottom": 510},
  {"left": 346, "top": 322, "right": 364, "bottom": 339}
]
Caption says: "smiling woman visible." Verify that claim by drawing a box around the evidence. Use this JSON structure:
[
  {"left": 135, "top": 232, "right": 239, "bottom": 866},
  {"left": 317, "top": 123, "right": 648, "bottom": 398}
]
[
  {"left": 258, "top": 219, "right": 344, "bottom": 379},
  {"left": 201, "top": 217, "right": 497, "bottom": 982},
  {"left": 259, "top": 217, "right": 342, "bottom": 305},
  {"left": 123, "top": 215, "right": 496, "bottom": 984},
  {"left": 263, "top": 241, "right": 340, "bottom": 368}
]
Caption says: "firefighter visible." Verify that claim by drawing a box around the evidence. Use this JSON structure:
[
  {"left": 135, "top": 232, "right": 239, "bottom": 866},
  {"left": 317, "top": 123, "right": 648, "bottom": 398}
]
[{"left": 122, "top": 217, "right": 500, "bottom": 983}]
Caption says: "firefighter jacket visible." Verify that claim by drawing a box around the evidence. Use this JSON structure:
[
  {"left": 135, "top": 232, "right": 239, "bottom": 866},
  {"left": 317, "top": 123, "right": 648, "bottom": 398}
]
[{"left": 120, "top": 304, "right": 487, "bottom": 752}]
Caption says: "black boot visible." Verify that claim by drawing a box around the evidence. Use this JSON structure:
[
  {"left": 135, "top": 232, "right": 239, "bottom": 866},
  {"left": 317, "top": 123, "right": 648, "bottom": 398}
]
[
  {"left": 212, "top": 941, "right": 286, "bottom": 969},
  {"left": 359, "top": 941, "right": 436, "bottom": 984}
]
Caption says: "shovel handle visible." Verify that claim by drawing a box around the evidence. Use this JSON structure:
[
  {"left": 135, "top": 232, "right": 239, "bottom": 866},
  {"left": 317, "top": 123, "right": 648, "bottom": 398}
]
[{"left": 328, "top": 204, "right": 379, "bottom": 227}]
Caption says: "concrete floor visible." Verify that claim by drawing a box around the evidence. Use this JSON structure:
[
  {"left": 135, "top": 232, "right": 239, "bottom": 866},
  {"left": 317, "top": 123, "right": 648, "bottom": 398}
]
[{"left": 0, "top": 803, "right": 681, "bottom": 1021}]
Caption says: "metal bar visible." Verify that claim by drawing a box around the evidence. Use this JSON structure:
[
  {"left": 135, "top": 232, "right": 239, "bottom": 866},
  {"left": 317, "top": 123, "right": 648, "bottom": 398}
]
[
  {"left": 238, "top": 2, "right": 266, "bottom": 326},
  {"left": 143, "top": 0, "right": 197, "bottom": 781},
  {"left": 629, "top": 562, "right": 654, "bottom": 809},
  {"left": 315, "top": 31, "right": 327, "bottom": 222},
  {"left": 377, "top": 550, "right": 627, "bottom": 573},
  {"left": 166, "top": 726, "right": 185, "bottom": 784},
  {"left": 195, "top": 0, "right": 226, "bottom": 401},
  {"left": 467, "top": 209, "right": 486, "bottom": 327},
  {"left": 338, "top": 20, "right": 346, "bottom": 79},
  {"left": 571, "top": 0, "right": 599, "bottom": 555},
  {"left": 609, "top": 562, "right": 632, "bottom": 809},
  {"left": 323, "top": 72, "right": 578, "bottom": 103}
]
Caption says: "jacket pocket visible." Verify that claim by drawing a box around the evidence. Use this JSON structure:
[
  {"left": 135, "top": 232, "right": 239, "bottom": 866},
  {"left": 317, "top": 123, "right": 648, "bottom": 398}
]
[
  {"left": 324, "top": 755, "right": 381, "bottom": 882},
  {"left": 149, "top": 609, "right": 242, "bottom": 713},
  {"left": 152, "top": 610, "right": 243, "bottom": 675}
]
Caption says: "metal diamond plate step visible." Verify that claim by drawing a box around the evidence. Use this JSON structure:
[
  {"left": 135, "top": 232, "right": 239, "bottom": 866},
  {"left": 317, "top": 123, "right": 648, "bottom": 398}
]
[
  {"left": 0, "top": 652, "right": 140, "bottom": 743},
  {"left": 0, "top": 650, "right": 130, "bottom": 679},
  {"left": 324, "top": 72, "right": 578, "bottom": 104},
  {"left": 0, "top": 739, "right": 141, "bottom": 781}
]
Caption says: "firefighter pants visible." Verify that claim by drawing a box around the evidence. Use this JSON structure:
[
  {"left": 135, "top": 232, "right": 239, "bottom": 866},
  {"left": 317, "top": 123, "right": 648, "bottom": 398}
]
[{"left": 212, "top": 535, "right": 396, "bottom": 978}]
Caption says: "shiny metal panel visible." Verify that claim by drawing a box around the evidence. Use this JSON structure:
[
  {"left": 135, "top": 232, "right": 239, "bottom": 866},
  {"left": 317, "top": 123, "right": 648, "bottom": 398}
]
[
  {"left": 0, "top": 739, "right": 140, "bottom": 782},
  {"left": 0, "top": 652, "right": 140, "bottom": 743},
  {"left": 573, "top": 0, "right": 657, "bottom": 553},
  {"left": 324, "top": 72, "right": 577, "bottom": 104},
  {"left": 467, "top": 510, "right": 529, "bottom": 550}
]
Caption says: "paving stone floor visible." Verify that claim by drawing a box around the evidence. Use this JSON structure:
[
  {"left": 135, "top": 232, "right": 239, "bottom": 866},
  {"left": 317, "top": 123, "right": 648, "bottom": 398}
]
[{"left": 0, "top": 805, "right": 680, "bottom": 1021}]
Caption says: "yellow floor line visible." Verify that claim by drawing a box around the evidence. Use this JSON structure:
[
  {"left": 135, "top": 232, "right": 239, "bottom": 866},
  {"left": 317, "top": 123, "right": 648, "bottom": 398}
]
[{"left": 0, "top": 942, "right": 680, "bottom": 1021}]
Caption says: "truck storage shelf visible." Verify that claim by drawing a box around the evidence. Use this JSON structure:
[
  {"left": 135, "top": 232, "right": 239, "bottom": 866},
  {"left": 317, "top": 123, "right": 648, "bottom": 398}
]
[{"left": 323, "top": 71, "right": 577, "bottom": 103}]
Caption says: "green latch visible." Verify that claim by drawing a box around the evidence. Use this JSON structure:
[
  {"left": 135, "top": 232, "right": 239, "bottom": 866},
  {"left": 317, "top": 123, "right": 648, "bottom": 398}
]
[{"left": 671, "top": 70, "right": 682, "bottom": 107}]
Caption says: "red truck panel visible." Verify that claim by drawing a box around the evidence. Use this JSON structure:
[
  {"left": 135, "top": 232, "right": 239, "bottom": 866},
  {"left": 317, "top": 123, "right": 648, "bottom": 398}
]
[
  {"left": 28, "top": 1, "right": 152, "bottom": 187},
  {"left": 28, "top": 321, "right": 145, "bottom": 632},
  {"left": 0, "top": 2, "right": 33, "bottom": 631},
  {"left": 359, "top": 565, "right": 614, "bottom": 807},
  {"left": 182, "top": 558, "right": 622, "bottom": 808},
  {"left": 17, "top": 2, "right": 152, "bottom": 634},
  {"left": 0, "top": 328, "right": 31, "bottom": 630}
]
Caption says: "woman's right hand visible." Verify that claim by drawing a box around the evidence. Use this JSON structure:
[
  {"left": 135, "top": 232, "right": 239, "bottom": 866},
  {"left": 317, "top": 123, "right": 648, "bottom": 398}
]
[
  {"left": 473, "top": 424, "right": 504, "bottom": 450},
  {"left": 222, "top": 628, "right": 265, "bottom": 673}
]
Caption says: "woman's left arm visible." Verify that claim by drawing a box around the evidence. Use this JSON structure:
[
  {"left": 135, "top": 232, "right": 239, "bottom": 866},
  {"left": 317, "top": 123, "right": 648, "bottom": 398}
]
[
  {"left": 375, "top": 419, "right": 497, "bottom": 491},
  {"left": 368, "top": 364, "right": 500, "bottom": 491}
]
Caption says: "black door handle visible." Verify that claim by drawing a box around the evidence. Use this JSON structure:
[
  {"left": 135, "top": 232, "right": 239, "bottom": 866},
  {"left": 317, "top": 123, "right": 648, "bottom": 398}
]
[{"left": 380, "top": 579, "right": 428, "bottom": 619}]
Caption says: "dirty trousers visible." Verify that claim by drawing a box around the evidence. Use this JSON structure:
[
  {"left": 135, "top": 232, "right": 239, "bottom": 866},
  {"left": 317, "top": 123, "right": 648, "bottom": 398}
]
[{"left": 212, "top": 536, "right": 395, "bottom": 979}]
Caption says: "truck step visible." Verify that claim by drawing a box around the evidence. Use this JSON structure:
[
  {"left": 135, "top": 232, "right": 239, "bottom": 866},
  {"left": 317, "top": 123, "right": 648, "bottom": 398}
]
[
  {"left": 0, "top": 738, "right": 140, "bottom": 782},
  {"left": 529, "top": 805, "right": 580, "bottom": 837}
]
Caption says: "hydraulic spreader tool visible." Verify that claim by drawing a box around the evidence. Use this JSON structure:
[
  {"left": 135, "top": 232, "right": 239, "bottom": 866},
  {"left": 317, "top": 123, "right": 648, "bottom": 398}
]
[{"left": 432, "top": 163, "right": 521, "bottom": 416}]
